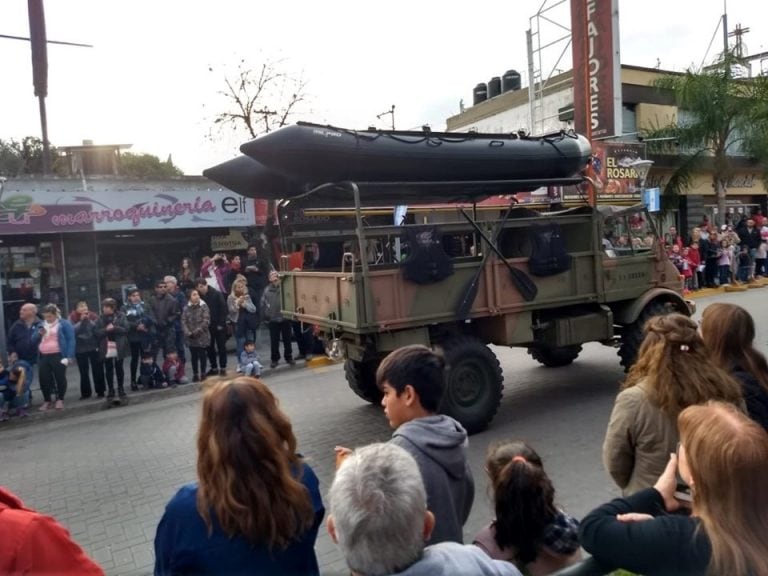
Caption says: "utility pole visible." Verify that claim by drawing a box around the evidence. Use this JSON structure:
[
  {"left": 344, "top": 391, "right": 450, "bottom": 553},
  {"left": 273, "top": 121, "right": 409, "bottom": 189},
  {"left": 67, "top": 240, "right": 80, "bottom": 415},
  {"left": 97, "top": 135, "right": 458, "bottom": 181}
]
[
  {"left": 1, "top": 0, "right": 92, "bottom": 174},
  {"left": 377, "top": 105, "right": 396, "bottom": 130}
]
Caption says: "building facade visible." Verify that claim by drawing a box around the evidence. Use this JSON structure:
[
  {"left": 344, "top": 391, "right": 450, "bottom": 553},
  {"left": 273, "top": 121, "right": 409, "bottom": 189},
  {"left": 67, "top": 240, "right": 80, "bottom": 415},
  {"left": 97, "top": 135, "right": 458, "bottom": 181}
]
[
  {"left": 446, "top": 65, "right": 768, "bottom": 233},
  {"left": 0, "top": 175, "right": 264, "bottom": 342}
]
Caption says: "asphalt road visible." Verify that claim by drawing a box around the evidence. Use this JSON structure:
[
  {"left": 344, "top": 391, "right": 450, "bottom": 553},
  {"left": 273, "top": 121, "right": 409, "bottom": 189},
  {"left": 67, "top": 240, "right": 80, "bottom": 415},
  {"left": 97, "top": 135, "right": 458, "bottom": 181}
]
[{"left": 0, "top": 290, "right": 764, "bottom": 575}]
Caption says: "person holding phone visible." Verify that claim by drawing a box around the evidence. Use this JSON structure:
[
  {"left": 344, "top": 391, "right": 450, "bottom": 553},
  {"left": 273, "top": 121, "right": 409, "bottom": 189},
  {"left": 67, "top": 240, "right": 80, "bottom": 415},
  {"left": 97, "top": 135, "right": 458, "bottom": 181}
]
[
  {"left": 32, "top": 304, "right": 75, "bottom": 412},
  {"left": 581, "top": 402, "right": 768, "bottom": 576}
]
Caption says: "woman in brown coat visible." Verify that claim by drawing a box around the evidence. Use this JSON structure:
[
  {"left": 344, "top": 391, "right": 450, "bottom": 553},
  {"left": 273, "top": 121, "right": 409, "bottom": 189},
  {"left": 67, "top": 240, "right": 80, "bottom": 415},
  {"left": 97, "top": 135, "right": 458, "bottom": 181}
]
[
  {"left": 602, "top": 313, "right": 743, "bottom": 495},
  {"left": 182, "top": 289, "right": 211, "bottom": 382}
]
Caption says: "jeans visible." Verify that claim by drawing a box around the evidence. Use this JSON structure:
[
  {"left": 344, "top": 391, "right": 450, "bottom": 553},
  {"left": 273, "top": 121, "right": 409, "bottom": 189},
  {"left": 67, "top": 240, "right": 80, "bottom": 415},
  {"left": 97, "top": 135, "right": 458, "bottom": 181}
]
[
  {"left": 738, "top": 266, "right": 750, "bottom": 283},
  {"left": 190, "top": 347, "right": 207, "bottom": 377},
  {"left": 104, "top": 358, "right": 125, "bottom": 396},
  {"left": 39, "top": 353, "right": 67, "bottom": 402},
  {"left": 76, "top": 350, "right": 105, "bottom": 397},
  {"left": 718, "top": 265, "right": 731, "bottom": 286},
  {"left": 207, "top": 326, "right": 228, "bottom": 370},
  {"left": 268, "top": 321, "right": 293, "bottom": 363}
]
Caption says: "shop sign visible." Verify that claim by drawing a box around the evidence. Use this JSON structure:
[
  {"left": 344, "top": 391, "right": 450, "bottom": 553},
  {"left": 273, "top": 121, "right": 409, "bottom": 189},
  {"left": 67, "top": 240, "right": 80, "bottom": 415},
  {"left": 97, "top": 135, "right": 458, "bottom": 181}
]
[
  {"left": 0, "top": 186, "right": 257, "bottom": 235},
  {"left": 570, "top": 0, "right": 622, "bottom": 138},
  {"left": 211, "top": 229, "right": 249, "bottom": 252}
]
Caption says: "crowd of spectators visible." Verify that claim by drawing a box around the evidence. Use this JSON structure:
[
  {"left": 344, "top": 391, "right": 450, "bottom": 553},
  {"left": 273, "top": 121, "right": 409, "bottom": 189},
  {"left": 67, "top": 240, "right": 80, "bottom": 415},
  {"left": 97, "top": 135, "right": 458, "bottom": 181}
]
[
  {"left": 0, "top": 243, "right": 317, "bottom": 419},
  {"left": 664, "top": 211, "right": 768, "bottom": 292}
]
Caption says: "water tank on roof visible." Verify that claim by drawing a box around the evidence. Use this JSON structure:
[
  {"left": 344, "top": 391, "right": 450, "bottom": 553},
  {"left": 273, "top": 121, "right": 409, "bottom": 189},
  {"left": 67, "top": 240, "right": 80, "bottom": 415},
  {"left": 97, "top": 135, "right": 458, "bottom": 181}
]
[
  {"left": 488, "top": 76, "right": 501, "bottom": 98},
  {"left": 473, "top": 83, "right": 488, "bottom": 105},
  {"left": 502, "top": 69, "right": 522, "bottom": 92}
]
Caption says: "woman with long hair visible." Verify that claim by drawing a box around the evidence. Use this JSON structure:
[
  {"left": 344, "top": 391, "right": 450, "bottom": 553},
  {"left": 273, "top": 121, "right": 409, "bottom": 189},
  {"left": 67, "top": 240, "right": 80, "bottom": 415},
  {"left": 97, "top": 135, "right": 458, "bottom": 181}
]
[
  {"left": 602, "top": 313, "right": 743, "bottom": 495},
  {"left": 178, "top": 257, "right": 197, "bottom": 293},
  {"left": 581, "top": 402, "right": 768, "bottom": 576},
  {"left": 699, "top": 302, "right": 768, "bottom": 430},
  {"left": 154, "top": 377, "right": 324, "bottom": 575},
  {"left": 227, "top": 280, "right": 259, "bottom": 361},
  {"left": 473, "top": 441, "right": 580, "bottom": 575}
]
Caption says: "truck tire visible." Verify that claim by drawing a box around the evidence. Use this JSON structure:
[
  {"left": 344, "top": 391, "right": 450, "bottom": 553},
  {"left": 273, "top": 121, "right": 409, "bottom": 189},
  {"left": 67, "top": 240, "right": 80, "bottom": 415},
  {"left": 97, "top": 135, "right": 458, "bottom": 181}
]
[
  {"left": 618, "top": 300, "right": 671, "bottom": 370},
  {"left": 440, "top": 337, "right": 504, "bottom": 435},
  {"left": 528, "top": 345, "right": 582, "bottom": 367},
  {"left": 344, "top": 359, "right": 383, "bottom": 404}
]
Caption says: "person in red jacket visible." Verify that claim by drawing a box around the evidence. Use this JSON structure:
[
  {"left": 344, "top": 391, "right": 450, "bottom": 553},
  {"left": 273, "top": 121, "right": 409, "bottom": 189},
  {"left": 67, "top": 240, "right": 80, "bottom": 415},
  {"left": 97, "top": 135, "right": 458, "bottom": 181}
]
[{"left": 0, "top": 486, "right": 103, "bottom": 574}]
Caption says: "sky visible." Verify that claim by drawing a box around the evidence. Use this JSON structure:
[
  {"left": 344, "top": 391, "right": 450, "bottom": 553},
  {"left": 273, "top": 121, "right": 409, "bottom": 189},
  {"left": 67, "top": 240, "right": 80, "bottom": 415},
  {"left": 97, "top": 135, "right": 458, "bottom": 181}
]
[{"left": 1, "top": 0, "right": 766, "bottom": 175}]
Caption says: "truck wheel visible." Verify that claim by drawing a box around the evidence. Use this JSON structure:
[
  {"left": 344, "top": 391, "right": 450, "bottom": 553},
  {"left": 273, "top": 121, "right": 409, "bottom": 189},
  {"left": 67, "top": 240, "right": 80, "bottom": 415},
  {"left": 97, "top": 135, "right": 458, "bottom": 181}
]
[
  {"left": 440, "top": 337, "right": 503, "bottom": 435},
  {"left": 344, "top": 359, "right": 383, "bottom": 404},
  {"left": 528, "top": 345, "right": 582, "bottom": 367},
  {"left": 618, "top": 300, "right": 671, "bottom": 370}
]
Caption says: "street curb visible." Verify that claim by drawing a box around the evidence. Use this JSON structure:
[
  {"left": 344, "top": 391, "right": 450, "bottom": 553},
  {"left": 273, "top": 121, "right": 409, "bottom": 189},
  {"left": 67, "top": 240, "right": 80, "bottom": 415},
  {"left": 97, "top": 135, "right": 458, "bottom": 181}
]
[
  {"left": 688, "top": 278, "right": 768, "bottom": 299},
  {"left": 0, "top": 357, "right": 317, "bottom": 429},
  {"left": 1, "top": 382, "right": 205, "bottom": 429}
]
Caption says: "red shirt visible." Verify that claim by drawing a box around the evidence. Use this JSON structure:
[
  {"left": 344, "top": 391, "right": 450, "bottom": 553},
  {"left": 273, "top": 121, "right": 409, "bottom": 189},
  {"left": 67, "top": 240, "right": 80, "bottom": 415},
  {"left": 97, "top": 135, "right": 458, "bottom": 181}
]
[{"left": 0, "top": 487, "right": 104, "bottom": 575}]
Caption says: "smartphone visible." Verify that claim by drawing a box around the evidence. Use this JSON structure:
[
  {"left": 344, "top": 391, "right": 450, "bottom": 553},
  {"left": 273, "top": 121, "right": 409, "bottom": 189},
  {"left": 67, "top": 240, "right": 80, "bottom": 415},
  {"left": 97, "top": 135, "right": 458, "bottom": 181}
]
[{"left": 674, "top": 473, "right": 693, "bottom": 503}]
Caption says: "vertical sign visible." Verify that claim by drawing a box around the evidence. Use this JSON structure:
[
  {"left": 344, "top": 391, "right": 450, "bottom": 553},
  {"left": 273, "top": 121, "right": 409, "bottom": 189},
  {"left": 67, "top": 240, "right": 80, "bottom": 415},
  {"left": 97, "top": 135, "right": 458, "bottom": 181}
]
[{"left": 570, "top": 0, "right": 622, "bottom": 139}]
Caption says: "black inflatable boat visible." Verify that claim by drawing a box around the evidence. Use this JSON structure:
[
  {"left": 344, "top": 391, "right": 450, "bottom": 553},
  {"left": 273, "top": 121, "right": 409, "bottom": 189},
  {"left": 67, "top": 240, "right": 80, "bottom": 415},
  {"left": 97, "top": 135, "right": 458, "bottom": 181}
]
[
  {"left": 240, "top": 122, "right": 591, "bottom": 183},
  {"left": 203, "top": 154, "right": 586, "bottom": 207}
]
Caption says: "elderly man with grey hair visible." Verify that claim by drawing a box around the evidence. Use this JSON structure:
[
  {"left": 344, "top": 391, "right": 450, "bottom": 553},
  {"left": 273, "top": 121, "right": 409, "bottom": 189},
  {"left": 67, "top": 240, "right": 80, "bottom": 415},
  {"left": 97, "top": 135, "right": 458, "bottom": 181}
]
[{"left": 328, "top": 443, "right": 520, "bottom": 576}]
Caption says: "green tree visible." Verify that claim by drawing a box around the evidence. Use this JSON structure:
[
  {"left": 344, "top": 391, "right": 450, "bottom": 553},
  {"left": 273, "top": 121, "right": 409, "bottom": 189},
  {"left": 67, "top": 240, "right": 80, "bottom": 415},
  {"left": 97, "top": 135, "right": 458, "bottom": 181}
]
[
  {"left": 0, "top": 136, "right": 66, "bottom": 176},
  {"left": 644, "top": 52, "right": 768, "bottom": 224},
  {"left": 119, "top": 152, "right": 183, "bottom": 178}
]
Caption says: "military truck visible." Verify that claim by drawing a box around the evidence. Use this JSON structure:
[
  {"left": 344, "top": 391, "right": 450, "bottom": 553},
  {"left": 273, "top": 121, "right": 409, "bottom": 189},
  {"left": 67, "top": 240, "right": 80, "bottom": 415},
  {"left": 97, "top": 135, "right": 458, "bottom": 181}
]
[
  {"left": 274, "top": 191, "right": 691, "bottom": 434},
  {"left": 202, "top": 127, "right": 692, "bottom": 433}
]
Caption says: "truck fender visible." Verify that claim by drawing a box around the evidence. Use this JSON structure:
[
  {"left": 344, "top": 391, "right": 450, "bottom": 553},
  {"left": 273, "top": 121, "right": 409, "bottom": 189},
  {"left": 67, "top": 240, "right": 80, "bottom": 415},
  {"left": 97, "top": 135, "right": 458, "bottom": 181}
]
[{"left": 612, "top": 288, "right": 692, "bottom": 325}]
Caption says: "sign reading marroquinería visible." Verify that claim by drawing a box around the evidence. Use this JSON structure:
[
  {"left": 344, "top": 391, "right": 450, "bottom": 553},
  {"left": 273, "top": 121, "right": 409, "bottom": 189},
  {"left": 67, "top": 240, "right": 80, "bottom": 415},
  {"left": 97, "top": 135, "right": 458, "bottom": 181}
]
[{"left": 0, "top": 178, "right": 257, "bottom": 235}]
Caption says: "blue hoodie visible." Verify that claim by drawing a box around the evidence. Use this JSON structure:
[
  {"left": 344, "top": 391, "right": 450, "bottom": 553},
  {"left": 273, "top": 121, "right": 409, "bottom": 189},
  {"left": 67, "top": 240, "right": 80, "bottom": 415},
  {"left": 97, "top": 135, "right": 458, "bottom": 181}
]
[{"left": 154, "top": 463, "right": 324, "bottom": 576}]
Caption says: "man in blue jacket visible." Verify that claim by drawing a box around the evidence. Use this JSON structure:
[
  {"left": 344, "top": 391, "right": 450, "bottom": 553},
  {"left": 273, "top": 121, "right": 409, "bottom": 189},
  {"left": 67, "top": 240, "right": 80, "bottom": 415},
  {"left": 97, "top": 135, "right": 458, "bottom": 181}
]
[{"left": 7, "top": 303, "right": 43, "bottom": 379}]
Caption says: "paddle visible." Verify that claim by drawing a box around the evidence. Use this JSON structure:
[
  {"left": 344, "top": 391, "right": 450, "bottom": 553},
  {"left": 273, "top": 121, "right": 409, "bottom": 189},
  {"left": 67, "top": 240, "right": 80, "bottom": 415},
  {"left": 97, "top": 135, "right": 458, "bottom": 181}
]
[
  {"left": 459, "top": 209, "right": 539, "bottom": 304},
  {"left": 456, "top": 204, "right": 517, "bottom": 320}
]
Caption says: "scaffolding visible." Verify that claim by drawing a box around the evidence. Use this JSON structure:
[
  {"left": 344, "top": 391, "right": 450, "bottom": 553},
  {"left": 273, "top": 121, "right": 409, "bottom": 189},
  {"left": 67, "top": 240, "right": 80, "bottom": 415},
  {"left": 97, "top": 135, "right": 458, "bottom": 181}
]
[{"left": 527, "top": 0, "right": 573, "bottom": 135}]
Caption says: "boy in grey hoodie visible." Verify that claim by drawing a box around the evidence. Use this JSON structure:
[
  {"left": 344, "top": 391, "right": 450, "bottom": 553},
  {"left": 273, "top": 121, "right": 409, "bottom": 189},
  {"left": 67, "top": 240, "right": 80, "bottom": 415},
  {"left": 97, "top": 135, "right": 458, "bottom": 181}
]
[{"left": 337, "top": 345, "right": 474, "bottom": 545}]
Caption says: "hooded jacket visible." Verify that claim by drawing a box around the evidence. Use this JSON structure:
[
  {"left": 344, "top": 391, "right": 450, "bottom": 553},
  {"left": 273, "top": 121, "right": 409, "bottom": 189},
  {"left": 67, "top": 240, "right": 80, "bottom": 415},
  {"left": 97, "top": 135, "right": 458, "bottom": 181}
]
[
  {"left": 392, "top": 542, "right": 520, "bottom": 576},
  {"left": 390, "top": 415, "right": 474, "bottom": 545},
  {"left": 0, "top": 487, "right": 104, "bottom": 575},
  {"left": 199, "top": 286, "right": 227, "bottom": 329}
]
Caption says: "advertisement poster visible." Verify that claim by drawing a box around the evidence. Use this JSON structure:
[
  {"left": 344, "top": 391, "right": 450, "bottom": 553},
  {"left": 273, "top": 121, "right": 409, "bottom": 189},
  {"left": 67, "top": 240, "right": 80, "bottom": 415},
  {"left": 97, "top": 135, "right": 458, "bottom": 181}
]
[
  {"left": 590, "top": 141, "right": 647, "bottom": 201},
  {"left": 0, "top": 185, "right": 261, "bottom": 235}
]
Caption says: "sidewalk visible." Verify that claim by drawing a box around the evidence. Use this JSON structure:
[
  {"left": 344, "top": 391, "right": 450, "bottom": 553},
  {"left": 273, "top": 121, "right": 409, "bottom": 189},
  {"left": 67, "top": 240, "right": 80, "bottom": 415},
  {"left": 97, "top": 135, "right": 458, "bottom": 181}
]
[
  {"left": 687, "top": 276, "right": 768, "bottom": 299},
  {"left": 3, "top": 343, "right": 322, "bottom": 428}
]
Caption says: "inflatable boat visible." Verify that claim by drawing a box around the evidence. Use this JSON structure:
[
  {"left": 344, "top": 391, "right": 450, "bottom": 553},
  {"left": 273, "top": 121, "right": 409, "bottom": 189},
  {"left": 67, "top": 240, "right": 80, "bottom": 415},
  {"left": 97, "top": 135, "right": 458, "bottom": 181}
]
[
  {"left": 240, "top": 122, "right": 591, "bottom": 183},
  {"left": 203, "top": 154, "right": 585, "bottom": 207}
]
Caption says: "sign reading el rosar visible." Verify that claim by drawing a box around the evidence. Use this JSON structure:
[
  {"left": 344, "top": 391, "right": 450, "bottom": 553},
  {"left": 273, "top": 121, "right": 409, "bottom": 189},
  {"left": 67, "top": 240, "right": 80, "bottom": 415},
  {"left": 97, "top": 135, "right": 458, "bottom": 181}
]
[{"left": 591, "top": 141, "right": 646, "bottom": 201}]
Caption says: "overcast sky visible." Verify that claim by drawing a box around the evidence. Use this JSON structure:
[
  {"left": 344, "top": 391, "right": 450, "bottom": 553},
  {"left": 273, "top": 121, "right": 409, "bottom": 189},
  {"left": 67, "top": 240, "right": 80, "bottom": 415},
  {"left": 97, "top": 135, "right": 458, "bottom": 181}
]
[{"left": 1, "top": 0, "right": 766, "bottom": 175}]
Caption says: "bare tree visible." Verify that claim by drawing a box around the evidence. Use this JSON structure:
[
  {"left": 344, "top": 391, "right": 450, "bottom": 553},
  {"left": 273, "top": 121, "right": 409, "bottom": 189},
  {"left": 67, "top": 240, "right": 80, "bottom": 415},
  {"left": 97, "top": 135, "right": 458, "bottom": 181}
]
[
  {"left": 208, "top": 57, "right": 309, "bottom": 261},
  {"left": 210, "top": 58, "right": 308, "bottom": 139}
]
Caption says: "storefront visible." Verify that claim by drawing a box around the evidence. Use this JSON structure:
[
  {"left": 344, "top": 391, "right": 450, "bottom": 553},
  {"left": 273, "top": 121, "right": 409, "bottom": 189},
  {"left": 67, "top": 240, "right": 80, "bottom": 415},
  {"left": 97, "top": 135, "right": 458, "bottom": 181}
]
[{"left": 0, "top": 176, "right": 262, "bottom": 344}]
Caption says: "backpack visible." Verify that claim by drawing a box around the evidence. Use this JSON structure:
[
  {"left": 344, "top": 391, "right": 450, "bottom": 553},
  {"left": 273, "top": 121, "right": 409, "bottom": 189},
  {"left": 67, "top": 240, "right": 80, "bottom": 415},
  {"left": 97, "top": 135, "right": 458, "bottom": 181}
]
[
  {"left": 527, "top": 222, "right": 572, "bottom": 277},
  {"left": 401, "top": 226, "right": 455, "bottom": 285}
]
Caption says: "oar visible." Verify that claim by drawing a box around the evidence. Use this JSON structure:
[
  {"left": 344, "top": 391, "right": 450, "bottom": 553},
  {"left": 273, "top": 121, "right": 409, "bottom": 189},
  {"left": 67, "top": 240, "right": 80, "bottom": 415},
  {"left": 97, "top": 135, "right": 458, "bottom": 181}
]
[
  {"left": 459, "top": 209, "right": 538, "bottom": 303},
  {"left": 456, "top": 204, "right": 515, "bottom": 319}
]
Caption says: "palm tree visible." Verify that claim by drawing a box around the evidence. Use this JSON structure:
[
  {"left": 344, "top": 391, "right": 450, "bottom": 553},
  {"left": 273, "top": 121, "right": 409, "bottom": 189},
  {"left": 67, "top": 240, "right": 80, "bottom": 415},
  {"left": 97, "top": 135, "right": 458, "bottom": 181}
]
[{"left": 644, "top": 51, "right": 768, "bottom": 224}]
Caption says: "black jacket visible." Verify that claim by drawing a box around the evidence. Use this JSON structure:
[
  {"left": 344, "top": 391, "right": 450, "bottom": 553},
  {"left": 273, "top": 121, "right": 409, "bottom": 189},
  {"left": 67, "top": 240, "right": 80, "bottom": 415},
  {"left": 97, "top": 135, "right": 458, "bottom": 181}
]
[
  {"left": 732, "top": 368, "right": 768, "bottom": 432},
  {"left": 150, "top": 294, "right": 180, "bottom": 330},
  {"left": 739, "top": 227, "right": 761, "bottom": 250},
  {"left": 580, "top": 488, "right": 710, "bottom": 576},
  {"left": 244, "top": 256, "right": 270, "bottom": 292},
  {"left": 200, "top": 286, "right": 227, "bottom": 329},
  {"left": 6, "top": 319, "right": 43, "bottom": 363}
]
